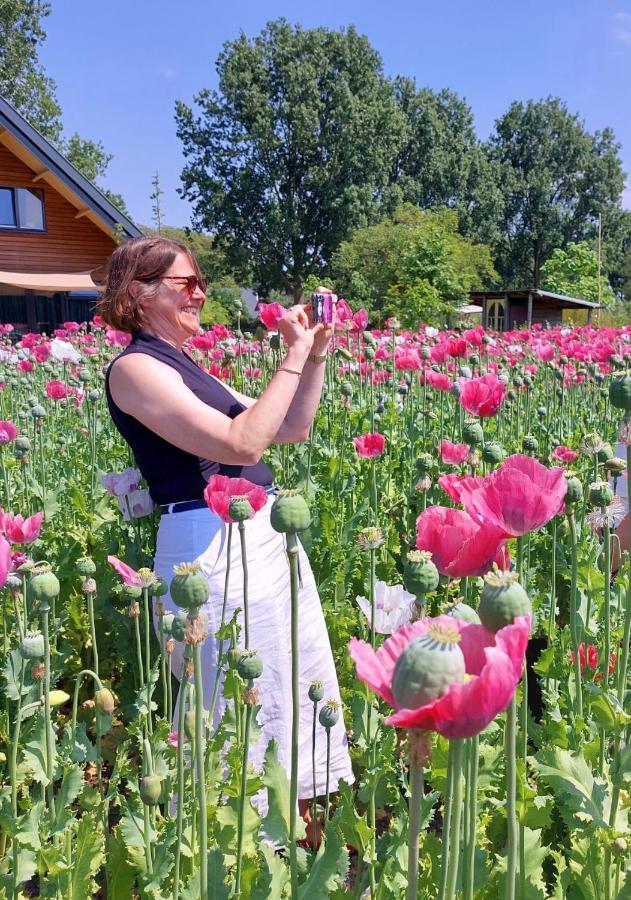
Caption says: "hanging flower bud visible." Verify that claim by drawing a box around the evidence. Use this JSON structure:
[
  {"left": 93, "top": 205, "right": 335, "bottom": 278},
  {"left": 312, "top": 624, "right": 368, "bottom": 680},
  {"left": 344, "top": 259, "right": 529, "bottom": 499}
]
[
  {"left": 48, "top": 690, "right": 70, "bottom": 707},
  {"left": 139, "top": 774, "right": 162, "bottom": 806},
  {"left": 95, "top": 688, "right": 115, "bottom": 715}
]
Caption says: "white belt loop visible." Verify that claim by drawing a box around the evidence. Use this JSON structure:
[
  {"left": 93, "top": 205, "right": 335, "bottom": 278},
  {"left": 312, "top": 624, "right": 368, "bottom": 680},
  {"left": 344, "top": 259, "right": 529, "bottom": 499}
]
[{"left": 167, "top": 503, "right": 175, "bottom": 515}]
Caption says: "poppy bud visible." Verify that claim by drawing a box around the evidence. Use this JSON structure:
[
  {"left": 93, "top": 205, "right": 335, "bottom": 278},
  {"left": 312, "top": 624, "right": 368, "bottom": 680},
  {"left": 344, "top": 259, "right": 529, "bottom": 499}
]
[
  {"left": 95, "top": 688, "right": 115, "bottom": 715},
  {"left": 139, "top": 774, "right": 162, "bottom": 806}
]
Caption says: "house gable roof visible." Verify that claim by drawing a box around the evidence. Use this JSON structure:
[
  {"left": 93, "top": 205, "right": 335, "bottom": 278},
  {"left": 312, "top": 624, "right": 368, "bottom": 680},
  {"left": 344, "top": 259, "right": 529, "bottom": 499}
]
[
  {"left": 0, "top": 95, "right": 142, "bottom": 240},
  {"left": 469, "top": 289, "right": 600, "bottom": 310}
]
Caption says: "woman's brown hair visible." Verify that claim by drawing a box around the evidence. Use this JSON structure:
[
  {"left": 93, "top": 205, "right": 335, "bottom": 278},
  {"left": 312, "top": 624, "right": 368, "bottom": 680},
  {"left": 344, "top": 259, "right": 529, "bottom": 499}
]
[{"left": 97, "top": 236, "right": 203, "bottom": 332}]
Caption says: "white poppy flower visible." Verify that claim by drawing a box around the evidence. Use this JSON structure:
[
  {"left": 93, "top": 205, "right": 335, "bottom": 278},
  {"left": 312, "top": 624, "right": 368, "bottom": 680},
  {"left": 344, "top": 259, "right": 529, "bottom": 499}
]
[
  {"left": 50, "top": 338, "right": 81, "bottom": 364},
  {"left": 355, "top": 581, "right": 415, "bottom": 634}
]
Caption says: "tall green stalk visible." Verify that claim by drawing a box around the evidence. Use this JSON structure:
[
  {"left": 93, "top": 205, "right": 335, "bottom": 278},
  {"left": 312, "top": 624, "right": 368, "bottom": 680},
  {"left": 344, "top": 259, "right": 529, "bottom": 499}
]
[
  {"left": 287, "top": 532, "right": 301, "bottom": 898},
  {"left": 192, "top": 634, "right": 208, "bottom": 900},
  {"left": 463, "top": 734, "right": 479, "bottom": 900},
  {"left": 444, "top": 739, "right": 464, "bottom": 900},
  {"left": 505, "top": 697, "right": 518, "bottom": 900}
]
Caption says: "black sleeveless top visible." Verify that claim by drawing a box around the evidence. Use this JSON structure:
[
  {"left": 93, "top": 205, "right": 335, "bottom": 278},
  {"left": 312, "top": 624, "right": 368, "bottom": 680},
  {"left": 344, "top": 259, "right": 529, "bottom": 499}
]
[{"left": 104, "top": 331, "right": 274, "bottom": 504}]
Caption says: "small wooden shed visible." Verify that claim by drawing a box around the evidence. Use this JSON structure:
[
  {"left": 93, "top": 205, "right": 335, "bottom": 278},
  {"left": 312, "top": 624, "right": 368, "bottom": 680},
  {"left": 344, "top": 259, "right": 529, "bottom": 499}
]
[{"left": 469, "top": 289, "right": 599, "bottom": 331}]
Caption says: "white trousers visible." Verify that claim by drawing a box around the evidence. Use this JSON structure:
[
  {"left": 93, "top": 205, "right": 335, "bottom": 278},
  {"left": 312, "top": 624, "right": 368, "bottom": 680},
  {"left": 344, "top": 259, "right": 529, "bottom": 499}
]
[{"left": 153, "top": 496, "right": 354, "bottom": 799}]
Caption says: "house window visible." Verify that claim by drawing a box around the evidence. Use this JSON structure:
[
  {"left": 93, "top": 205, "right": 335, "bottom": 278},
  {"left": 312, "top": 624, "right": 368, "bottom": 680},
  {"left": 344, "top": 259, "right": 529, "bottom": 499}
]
[
  {"left": 0, "top": 187, "right": 45, "bottom": 231},
  {"left": 487, "top": 299, "right": 506, "bottom": 331}
]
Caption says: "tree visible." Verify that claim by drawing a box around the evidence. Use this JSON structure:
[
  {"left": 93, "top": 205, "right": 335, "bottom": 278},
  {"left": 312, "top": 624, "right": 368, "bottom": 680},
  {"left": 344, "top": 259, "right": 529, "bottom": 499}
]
[
  {"left": 0, "top": 0, "right": 62, "bottom": 141},
  {"left": 540, "top": 241, "right": 615, "bottom": 305},
  {"left": 149, "top": 172, "right": 164, "bottom": 234},
  {"left": 175, "top": 19, "right": 406, "bottom": 301},
  {"left": 331, "top": 205, "right": 496, "bottom": 326},
  {"left": 485, "top": 98, "right": 626, "bottom": 288}
]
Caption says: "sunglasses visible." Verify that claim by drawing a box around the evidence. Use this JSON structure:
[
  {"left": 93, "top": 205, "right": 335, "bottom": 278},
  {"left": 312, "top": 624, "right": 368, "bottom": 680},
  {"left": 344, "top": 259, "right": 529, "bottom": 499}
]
[{"left": 156, "top": 274, "right": 207, "bottom": 296}]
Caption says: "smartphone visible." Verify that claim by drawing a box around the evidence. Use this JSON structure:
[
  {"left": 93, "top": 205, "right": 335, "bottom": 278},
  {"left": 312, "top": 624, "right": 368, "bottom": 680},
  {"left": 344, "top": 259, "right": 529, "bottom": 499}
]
[{"left": 312, "top": 291, "right": 334, "bottom": 325}]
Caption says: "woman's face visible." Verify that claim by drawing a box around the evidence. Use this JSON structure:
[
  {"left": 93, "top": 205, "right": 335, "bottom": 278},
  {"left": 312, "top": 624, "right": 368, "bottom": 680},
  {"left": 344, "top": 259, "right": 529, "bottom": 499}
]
[{"left": 138, "top": 251, "right": 206, "bottom": 345}]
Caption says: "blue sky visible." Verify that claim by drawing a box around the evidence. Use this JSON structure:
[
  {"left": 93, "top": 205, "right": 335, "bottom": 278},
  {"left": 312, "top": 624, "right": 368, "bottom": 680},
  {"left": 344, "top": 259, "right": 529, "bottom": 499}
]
[{"left": 41, "top": 0, "right": 631, "bottom": 227}]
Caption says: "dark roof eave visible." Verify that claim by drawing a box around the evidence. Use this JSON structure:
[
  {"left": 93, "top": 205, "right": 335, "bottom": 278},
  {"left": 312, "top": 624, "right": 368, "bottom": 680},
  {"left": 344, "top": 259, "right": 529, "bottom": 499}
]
[
  {"left": 0, "top": 95, "right": 142, "bottom": 239},
  {"left": 469, "top": 288, "right": 600, "bottom": 310}
]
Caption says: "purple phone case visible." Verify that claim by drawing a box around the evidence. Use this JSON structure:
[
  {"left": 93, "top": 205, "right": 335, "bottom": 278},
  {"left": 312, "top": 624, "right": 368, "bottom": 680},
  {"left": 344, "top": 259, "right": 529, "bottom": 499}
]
[{"left": 312, "top": 292, "right": 334, "bottom": 325}]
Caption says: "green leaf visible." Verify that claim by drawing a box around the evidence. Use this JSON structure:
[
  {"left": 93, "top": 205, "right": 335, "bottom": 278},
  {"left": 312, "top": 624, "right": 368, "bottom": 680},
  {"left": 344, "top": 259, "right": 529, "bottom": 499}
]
[
  {"left": 260, "top": 738, "right": 305, "bottom": 846},
  {"left": 179, "top": 847, "right": 230, "bottom": 900},
  {"left": 215, "top": 795, "right": 261, "bottom": 865},
  {"left": 334, "top": 780, "right": 373, "bottom": 859},
  {"left": 583, "top": 683, "right": 630, "bottom": 732},
  {"left": 19, "top": 714, "right": 55, "bottom": 786},
  {"left": 2, "top": 649, "right": 29, "bottom": 701},
  {"left": 70, "top": 812, "right": 104, "bottom": 899},
  {"left": 106, "top": 826, "right": 137, "bottom": 900},
  {"left": 298, "top": 824, "right": 349, "bottom": 899},
  {"left": 531, "top": 748, "right": 607, "bottom": 828},
  {"left": 120, "top": 799, "right": 156, "bottom": 851},
  {"left": 250, "top": 842, "right": 290, "bottom": 899},
  {"left": 15, "top": 800, "right": 44, "bottom": 851},
  {"left": 493, "top": 827, "right": 549, "bottom": 899},
  {"left": 53, "top": 766, "right": 84, "bottom": 831}
]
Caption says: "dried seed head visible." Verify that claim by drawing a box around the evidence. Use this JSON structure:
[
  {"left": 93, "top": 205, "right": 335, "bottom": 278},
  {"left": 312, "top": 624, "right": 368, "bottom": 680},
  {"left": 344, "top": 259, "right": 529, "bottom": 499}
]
[
  {"left": 357, "top": 527, "right": 385, "bottom": 550},
  {"left": 165, "top": 637, "right": 175, "bottom": 655},
  {"left": 244, "top": 686, "right": 260, "bottom": 706},
  {"left": 185, "top": 613, "right": 208, "bottom": 645},
  {"left": 81, "top": 577, "right": 97, "bottom": 594},
  {"left": 128, "top": 601, "right": 141, "bottom": 619},
  {"left": 31, "top": 663, "right": 45, "bottom": 680}
]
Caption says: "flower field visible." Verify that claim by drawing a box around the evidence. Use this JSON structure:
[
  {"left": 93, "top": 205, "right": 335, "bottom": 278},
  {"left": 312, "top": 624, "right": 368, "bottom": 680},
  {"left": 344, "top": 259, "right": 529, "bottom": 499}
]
[{"left": 1, "top": 312, "right": 631, "bottom": 898}]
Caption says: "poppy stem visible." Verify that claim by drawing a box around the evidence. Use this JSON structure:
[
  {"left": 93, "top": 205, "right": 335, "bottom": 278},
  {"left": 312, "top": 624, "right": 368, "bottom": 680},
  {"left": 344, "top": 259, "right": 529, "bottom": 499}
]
[
  {"left": 444, "top": 738, "right": 464, "bottom": 900},
  {"left": 437, "top": 738, "right": 455, "bottom": 900},
  {"left": 406, "top": 760, "right": 424, "bottom": 900},
  {"left": 463, "top": 734, "right": 479, "bottom": 900},
  {"left": 287, "top": 533, "right": 301, "bottom": 898},
  {"left": 505, "top": 696, "right": 518, "bottom": 900},
  {"left": 567, "top": 511, "right": 583, "bottom": 718}
]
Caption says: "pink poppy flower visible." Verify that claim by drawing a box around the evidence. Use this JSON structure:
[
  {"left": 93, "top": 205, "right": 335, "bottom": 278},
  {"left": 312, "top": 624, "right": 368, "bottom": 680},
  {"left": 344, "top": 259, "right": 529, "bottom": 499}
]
[
  {"left": 416, "top": 506, "right": 509, "bottom": 577},
  {"left": 460, "top": 454, "right": 567, "bottom": 537},
  {"left": 438, "top": 473, "right": 486, "bottom": 505},
  {"left": 458, "top": 374, "right": 506, "bottom": 418},
  {"left": 351, "top": 309, "right": 368, "bottom": 331},
  {"left": 45, "top": 380, "right": 69, "bottom": 401},
  {"left": 107, "top": 555, "right": 142, "bottom": 587},
  {"left": 167, "top": 731, "right": 181, "bottom": 747},
  {"left": 353, "top": 433, "right": 386, "bottom": 458},
  {"left": 258, "top": 302, "right": 286, "bottom": 330},
  {"left": 1, "top": 511, "right": 43, "bottom": 544},
  {"left": 0, "top": 421, "right": 18, "bottom": 445},
  {"left": 0, "top": 535, "right": 10, "bottom": 588},
  {"left": 551, "top": 445, "right": 578, "bottom": 464},
  {"left": 439, "top": 439, "right": 469, "bottom": 466},
  {"left": 425, "top": 369, "right": 452, "bottom": 392},
  {"left": 570, "top": 643, "right": 616, "bottom": 680},
  {"left": 203, "top": 475, "right": 268, "bottom": 524},
  {"left": 17, "top": 360, "right": 34, "bottom": 373},
  {"left": 33, "top": 345, "right": 50, "bottom": 363},
  {"left": 349, "top": 614, "right": 530, "bottom": 739}
]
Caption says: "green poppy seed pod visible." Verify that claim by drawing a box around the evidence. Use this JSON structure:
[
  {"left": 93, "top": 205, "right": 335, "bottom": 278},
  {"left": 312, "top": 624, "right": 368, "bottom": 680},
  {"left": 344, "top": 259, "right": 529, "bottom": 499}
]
[
  {"left": 88, "top": 389, "right": 101, "bottom": 402},
  {"left": 29, "top": 564, "right": 60, "bottom": 603},
  {"left": 610, "top": 375, "right": 631, "bottom": 412},
  {"left": 308, "top": 680, "right": 324, "bottom": 702},
  {"left": 30, "top": 405, "right": 46, "bottom": 419},
  {"left": 597, "top": 443, "right": 614, "bottom": 464},
  {"left": 605, "top": 457, "right": 626, "bottom": 476},
  {"left": 27, "top": 394, "right": 38, "bottom": 407},
  {"left": 403, "top": 550, "right": 439, "bottom": 597},
  {"left": 364, "top": 347, "right": 375, "bottom": 361},
  {"left": 420, "top": 347, "right": 431, "bottom": 360},
  {"left": 469, "top": 353, "right": 480, "bottom": 367},
  {"left": 237, "top": 650, "right": 263, "bottom": 680},
  {"left": 223, "top": 347, "right": 236, "bottom": 361},
  {"left": 168, "top": 610, "right": 187, "bottom": 642},
  {"left": 152, "top": 575, "right": 168, "bottom": 597},
  {"left": 20, "top": 631, "right": 45, "bottom": 660},
  {"left": 121, "top": 583, "right": 142, "bottom": 601},
  {"left": 170, "top": 562, "right": 209, "bottom": 610},
  {"left": 391, "top": 622, "right": 466, "bottom": 708},
  {"left": 78, "top": 368, "right": 91, "bottom": 383},
  {"left": 482, "top": 442, "right": 504, "bottom": 465},
  {"left": 15, "top": 436, "right": 31, "bottom": 452},
  {"left": 416, "top": 453, "right": 434, "bottom": 476},
  {"left": 445, "top": 601, "right": 481, "bottom": 624},
  {"left": 337, "top": 347, "right": 354, "bottom": 361},
  {"left": 270, "top": 489, "right": 311, "bottom": 534},
  {"left": 462, "top": 420, "right": 484, "bottom": 447},
  {"left": 95, "top": 688, "right": 115, "bottom": 715},
  {"left": 589, "top": 481, "right": 614, "bottom": 507},
  {"left": 512, "top": 375, "right": 523, "bottom": 388},
  {"left": 318, "top": 700, "right": 340, "bottom": 730},
  {"left": 522, "top": 434, "right": 539, "bottom": 455},
  {"left": 340, "top": 381, "right": 353, "bottom": 398},
  {"left": 75, "top": 556, "right": 96, "bottom": 576},
  {"left": 228, "top": 495, "right": 254, "bottom": 522},
  {"left": 564, "top": 476, "right": 583, "bottom": 505},
  {"left": 139, "top": 774, "right": 162, "bottom": 806},
  {"left": 523, "top": 374, "right": 533, "bottom": 387},
  {"left": 507, "top": 389, "right": 516, "bottom": 401},
  {"left": 478, "top": 570, "right": 532, "bottom": 633}
]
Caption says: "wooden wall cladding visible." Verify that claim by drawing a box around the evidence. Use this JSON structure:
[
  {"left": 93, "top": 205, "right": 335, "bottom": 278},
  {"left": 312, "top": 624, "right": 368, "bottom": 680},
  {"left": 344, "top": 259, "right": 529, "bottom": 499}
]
[{"left": 0, "top": 143, "right": 116, "bottom": 274}]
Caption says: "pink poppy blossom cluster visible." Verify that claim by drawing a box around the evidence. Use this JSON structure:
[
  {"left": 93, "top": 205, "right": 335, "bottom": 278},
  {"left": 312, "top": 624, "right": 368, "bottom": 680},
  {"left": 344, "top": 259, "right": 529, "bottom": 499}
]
[
  {"left": 570, "top": 643, "right": 616, "bottom": 681},
  {"left": 353, "top": 433, "right": 386, "bottom": 458}
]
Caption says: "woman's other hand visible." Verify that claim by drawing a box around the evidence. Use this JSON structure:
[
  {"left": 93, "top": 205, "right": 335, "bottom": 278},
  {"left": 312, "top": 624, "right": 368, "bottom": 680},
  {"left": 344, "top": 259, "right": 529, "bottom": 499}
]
[{"left": 277, "top": 304, "right": 323, "bottom": 352}]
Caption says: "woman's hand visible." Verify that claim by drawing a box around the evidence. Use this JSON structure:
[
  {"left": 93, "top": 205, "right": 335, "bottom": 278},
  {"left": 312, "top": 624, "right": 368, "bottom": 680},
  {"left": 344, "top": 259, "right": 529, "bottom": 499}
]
[{"left": 277, "top": 304, "right": 323, "bottom": 352}]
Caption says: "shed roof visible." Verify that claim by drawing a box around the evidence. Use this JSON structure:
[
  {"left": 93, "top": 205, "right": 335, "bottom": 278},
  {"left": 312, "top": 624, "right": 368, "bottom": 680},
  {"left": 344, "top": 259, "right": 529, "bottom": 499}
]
[
  {"left": 469, "top": 289, "right": 600, "bottom": 310},
  {"left": 0, "top": 95, "right": 142, "bottom": 240}
]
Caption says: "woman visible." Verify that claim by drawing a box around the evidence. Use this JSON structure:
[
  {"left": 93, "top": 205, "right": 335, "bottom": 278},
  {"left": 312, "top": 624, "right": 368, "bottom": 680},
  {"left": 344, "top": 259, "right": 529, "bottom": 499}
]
[{"left": 100, "top": 235, "right": 353, "bottom": 821}]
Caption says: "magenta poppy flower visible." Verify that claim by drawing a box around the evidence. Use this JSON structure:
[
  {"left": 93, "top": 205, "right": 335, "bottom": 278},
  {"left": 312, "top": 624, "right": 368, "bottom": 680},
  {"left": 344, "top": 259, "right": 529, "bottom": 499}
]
[
  {"left": 107, "top": 555, "right": 142, "bottom": 587},
  {"left": 0, "top": 535, "right": 10, "bottom": 588},
  {"left": 1, "top": 511, "right": 43, "bottom": 544},
  {"left": 258, "top": 302, "right": 286, "bottom": 330},
  {"left": 425, "top": 369, "right": 452, "bottom": 392},
  {"left": 439, "top": 439, "right": 469, "bottom": 466},
  {"left": 416, "top": 506, "right": 509, "bottom": 577},
  {"left": 351, "top": 309, "right": 369, "bottom": 331},
  {"left": 551, "top": 445, "right": 578, "bottom": 464},
  {"left": 335, "top": 298, "right": 353, "bottom": 323},
  {"left": 438, "top": 473, "right": 485, "bottom": 505},
  {"left": 45, "top": 380, "right": 69, "bottom": 401},
  {"left": 353, "top": 433, "right": 386, "bottom": 458},
  {"left": 203, "top": 474, "right": 268, "bottom": 523},
  {"left": 349, "top": 614, "right": 530, "bottom": 739},
  {"left": 460, "top": 454, "right": 567, "bottom": 537},
  {"left": 0, "top": 421, "right": 18, "bottom": 445},
  {"left": 458, "top": 374, "right": 506, "bottom": 418}
]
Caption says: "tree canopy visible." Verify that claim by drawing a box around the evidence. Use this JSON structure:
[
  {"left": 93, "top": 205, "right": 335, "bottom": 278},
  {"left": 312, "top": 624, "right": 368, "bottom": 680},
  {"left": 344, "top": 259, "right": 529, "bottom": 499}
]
[
  {"left": 485, "top": 98, "right": 626, "bottom": 289},
  {"left": 540, "top": 241, "right": 615, "bottom": 306},
  {"left": 331, "top": 205, "right": 496, "bottom": 326},
  {"left": 175, "top": 19, "right": 406, "bottom": 301}
]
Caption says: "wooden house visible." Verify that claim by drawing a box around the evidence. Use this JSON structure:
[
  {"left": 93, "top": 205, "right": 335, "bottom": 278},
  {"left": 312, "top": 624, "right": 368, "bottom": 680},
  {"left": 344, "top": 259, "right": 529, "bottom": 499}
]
[
  {"left": 0, "top": 95, "right": 142, "bottom": 332},
  {"left": 469, "top": 289, "right": 599, "bottom": 331}
]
